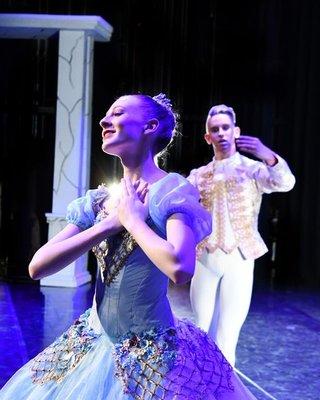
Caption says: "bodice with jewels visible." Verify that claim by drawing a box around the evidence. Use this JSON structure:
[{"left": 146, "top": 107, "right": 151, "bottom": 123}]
[
  {"left": 92, "top": 202, "right": 139, "bottom": 286},
  {"left": 65, "top": 174, "right": 212, "bottom": 340}
]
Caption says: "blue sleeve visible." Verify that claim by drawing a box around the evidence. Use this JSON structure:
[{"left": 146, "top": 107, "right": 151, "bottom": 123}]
[
  {"left": 149, "top": 173, "right": 212, "bottom": 244},
  {"left": 65, "top": 185, "right": 109, "bottom": 230}
]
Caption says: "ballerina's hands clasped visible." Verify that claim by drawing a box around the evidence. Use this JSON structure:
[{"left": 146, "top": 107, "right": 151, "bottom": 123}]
[
  {"left": 115, "top": 175, "right": 196, "bottom": 285},
  {"left": 99, "top": 178, "right": 149, "bottom": 235},
  {"left": 118, "top": 177, "right": 149, "bottom": 232}
]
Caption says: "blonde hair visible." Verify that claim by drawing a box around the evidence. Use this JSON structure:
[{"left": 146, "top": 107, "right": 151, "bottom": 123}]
[
  {"left": 207, "top": 104, "right": 236, "bottom": 125},
  {"left": 134, "top": 93, "right": 178, "bottom": 156}
]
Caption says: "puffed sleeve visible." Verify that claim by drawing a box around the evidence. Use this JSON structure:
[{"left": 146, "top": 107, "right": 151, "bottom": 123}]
[
  {"left": 251, "top": 154, "right": 296, "bottom": 194},
  {"left": 149, "top": 173, "right": 212, "bottom": 244},
  {"left": 65, "top": 185, "right": 109, "bottom": 230}
]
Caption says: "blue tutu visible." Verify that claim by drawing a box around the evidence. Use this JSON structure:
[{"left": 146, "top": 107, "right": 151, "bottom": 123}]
[
  {"left": 0, "top": 174, "right": 256, "bottom": 399},
  {"left": 0, "top": 308, "right": 256, "bottom": 400}
]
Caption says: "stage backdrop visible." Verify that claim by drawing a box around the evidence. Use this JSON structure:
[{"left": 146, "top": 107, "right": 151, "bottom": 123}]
[{"left": 0, "top": 0, "right": 319, "bottom": 288}]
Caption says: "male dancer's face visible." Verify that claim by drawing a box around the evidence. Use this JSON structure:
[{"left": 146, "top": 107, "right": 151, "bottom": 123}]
[{"left": 204, "top": 113, "right": 240, "bottom": 157}]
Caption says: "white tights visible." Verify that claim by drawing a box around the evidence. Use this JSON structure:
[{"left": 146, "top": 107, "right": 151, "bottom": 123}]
[{"left": 190, "top": 248, "right": 254, "bottom": 367}]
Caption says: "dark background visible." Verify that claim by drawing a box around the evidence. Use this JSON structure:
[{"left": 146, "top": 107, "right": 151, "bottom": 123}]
[{"left": 0, "top": 0, "right": 319, "bottom": 289}]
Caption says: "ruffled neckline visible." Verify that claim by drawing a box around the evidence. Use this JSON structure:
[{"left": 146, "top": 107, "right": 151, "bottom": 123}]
[{"left": 212, "top": 151, "right": 241, "bottom": 166}]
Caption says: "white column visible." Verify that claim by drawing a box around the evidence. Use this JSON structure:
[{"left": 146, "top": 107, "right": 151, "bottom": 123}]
[
  {"left": 41, "top": 31, "right": 94, "bottom": 287},
  {"left": 0, "top": 14, "right": 113, "bottom": 287}
]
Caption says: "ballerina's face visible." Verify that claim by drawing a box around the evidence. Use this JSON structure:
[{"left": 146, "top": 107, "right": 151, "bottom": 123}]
[{"left": 100, "top": 95, "right": 148, "bottom": 157}]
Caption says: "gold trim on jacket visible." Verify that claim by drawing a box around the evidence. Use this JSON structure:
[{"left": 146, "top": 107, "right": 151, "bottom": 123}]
[{"left": 188, "top": 152, "right": 295, "bottom": 260}]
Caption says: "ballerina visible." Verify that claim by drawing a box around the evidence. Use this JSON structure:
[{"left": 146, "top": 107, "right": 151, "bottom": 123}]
[{"left": 0, "top": 93, "right": 256, "bottom": 399}]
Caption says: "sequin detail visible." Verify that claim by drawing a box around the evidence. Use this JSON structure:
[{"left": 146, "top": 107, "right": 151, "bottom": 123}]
[
  {"left": 31, "top": 309, "right": 100, "bottom": 385},
  {"left": 113, "top": 320, "right": 234, "bottom": 400},
  {"left": 113, "top": 326, "right": 178, "bottom": 399},
  {"left": 92, "top": 216, "right": 138, "bottom": 286},
  {"left": 92, "top": 208, "right": 152, "bottom": 286},
  {"left": 192, "top": 158, "right": 269, "bottom": 260}
]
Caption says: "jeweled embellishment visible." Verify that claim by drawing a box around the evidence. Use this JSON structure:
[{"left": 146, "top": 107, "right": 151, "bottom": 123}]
[
  {"left": 31, "top": 309, "right": 100, "bottom": 384},
  {"left": 92, "top": 208, "right": 153, "bottom": 286},
  {"left": 113, "top": 327, "right": 178, "bottom": 399},
  {"left": 113, "top": 321, "right": 234, "bottom": 399},
  {"left": 92, "top": 228, "right": 138, "bottom": 286}
]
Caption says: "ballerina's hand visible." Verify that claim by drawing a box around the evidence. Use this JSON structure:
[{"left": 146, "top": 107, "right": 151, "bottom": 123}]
[
  {"left": 132, "top": 178, "right": 149, "bottom": 203},
  {"left": 100, "top": 208, "right": 123, "bottom": 234},
  {"left": 118, "top": 177, "right": 149, "bottom": 230}
]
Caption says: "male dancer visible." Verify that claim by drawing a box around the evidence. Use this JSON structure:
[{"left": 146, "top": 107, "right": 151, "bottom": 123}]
[{"left": 188, "top": 104, "right": 295, "bottom": 366}]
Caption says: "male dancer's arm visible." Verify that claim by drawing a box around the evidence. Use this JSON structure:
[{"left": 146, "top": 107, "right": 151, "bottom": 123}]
[{"left": 236, "top": 135, "right": 296, "bottom": 193}]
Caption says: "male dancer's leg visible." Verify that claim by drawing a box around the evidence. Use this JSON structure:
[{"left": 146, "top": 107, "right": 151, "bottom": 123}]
[
  {"left": 190, "top": 250, "right": 223, "bottom": 332},
  {"left": 213, "top": 249, "right": 254, "bottom": 366}
]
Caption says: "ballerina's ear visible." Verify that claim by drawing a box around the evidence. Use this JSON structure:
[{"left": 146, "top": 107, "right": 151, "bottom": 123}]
[{"left": 144, "top": 118, "right": 159, "bottom": 135}]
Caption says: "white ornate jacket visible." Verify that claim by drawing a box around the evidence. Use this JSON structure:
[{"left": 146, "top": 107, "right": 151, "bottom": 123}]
[{"left": 187, "top": 152, "right": 295, "bottom": 260}]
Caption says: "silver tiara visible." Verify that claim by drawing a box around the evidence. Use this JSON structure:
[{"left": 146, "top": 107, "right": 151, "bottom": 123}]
[{"left": 152, "top": 93, "right": 173, "bottom": 112}]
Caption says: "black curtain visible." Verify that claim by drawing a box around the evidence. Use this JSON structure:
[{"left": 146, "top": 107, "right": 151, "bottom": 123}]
[{"left": 0, "top": 0, "right": 319, "bottom": 287}]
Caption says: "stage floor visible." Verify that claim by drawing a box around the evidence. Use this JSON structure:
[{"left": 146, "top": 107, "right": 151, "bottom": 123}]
[{"left": 0, "top": 280, "right": 319, "bottom": 399}]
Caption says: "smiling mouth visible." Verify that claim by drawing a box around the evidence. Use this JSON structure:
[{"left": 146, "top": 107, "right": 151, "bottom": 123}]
[{"left": 102, "top": 130, "right": 116, "bottom": 139}]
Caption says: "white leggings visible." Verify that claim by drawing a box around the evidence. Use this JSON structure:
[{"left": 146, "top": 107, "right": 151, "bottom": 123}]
[{"left": 190, "top": 248, "right": 254, "bottom": 367}]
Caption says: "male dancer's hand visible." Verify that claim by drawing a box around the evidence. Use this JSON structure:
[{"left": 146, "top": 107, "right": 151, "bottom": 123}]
[{"left": 236, "top": 135, "right": 277, "bottom": 166}]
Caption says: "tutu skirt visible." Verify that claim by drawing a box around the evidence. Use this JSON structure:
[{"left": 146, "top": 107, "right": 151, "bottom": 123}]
[{"left": 0, "top": 309, "right": 256, "bottom": 400}]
